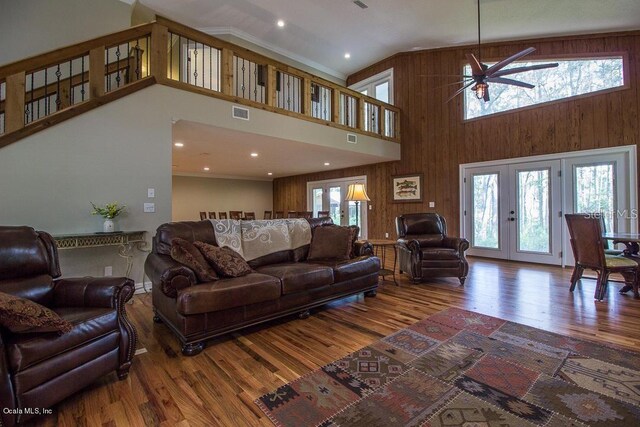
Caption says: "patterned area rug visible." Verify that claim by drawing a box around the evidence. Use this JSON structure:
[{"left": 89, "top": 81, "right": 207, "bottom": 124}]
[{"left": 255, "top": 308, "right": 640, "bottom": 427}]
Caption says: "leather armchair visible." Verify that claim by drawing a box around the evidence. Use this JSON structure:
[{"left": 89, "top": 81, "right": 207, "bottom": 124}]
[
  {"left": 396, "top": 213, "right": 469, "bottom": 285},
  {"left": 0, "top": 226, "right": 137, "bottom": 426}
]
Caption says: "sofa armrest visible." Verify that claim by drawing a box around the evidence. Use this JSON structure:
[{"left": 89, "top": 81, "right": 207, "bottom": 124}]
[
  {"left": 52, "top": 277, "right": 135, "bottom": 309},
  {"left": 442, "top": 236, "right": 470, "bottom": 253},
  {"left": 145, "top": 253, "right": 196, "bottom": 298},
  {"left": 397, "top": 238, "right": 422, "bottom": 257},
  {"left": 0, "top": 333, "right": 17, "bottom": 427},
  {"left": 353, "top": 241, "right": 374, "bottom": 257}
]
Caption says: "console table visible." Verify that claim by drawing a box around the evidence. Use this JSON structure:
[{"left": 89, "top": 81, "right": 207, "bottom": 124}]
[{"left": 53, "top": 231, "right": 147, "bottom": 278}]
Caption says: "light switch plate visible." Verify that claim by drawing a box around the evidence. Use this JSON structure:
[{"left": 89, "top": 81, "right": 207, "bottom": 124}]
[
  {"left": 144, "top": 203, "right": 155, "bottom": 213},
  {"left": 147, "top": 188, "right": 155, "bottom": 198},
  {"left": 429, "top": 201, "right": 435, "bottom": 208}
]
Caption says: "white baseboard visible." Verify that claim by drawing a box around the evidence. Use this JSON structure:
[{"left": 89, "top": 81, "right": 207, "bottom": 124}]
[{"left": 134, "top": 281, "right": 153, "bottom": 295}]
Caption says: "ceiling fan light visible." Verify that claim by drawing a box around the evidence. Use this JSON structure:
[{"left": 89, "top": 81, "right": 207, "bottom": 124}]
[{"left": 473, "top": 82, "right": 488, "bottom": 100}]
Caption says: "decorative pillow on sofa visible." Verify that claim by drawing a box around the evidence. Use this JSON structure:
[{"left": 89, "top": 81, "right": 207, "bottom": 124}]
[
  {"left": 194, "top": 241, "right": 253, "bottom": 278},
  {"left": 170, "top": 237, "right": 219, "bottom": 282},
  {"left": 308, "top": 225, "right": 354, "bottom": 261},
  {"left": 0, "top": 291, "right": 73, "bottom": 334}
]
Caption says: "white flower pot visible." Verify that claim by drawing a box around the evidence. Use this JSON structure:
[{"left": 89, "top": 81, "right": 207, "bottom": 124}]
[{"left": 103, "top": 219, "right": 115, "bottom": 233}]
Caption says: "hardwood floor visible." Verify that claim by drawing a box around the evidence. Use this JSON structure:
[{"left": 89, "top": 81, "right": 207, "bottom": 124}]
[{"left": 32, "top": 255, "right": 640, "bottom": 426}]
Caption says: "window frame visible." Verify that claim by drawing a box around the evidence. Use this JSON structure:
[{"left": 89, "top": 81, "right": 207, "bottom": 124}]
[
  {"left": 461, "top": 52, "right": 630, "bottom": 122},
  {"left": 349, "top": 68, "right": 394, "bottom": 105}
]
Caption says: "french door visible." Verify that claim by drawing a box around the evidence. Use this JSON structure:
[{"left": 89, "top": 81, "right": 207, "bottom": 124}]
[
  {"left": 464, "top": 160, "right": 562, "bottom": 265},
  {"left": 307, "top": 176, "right": 368, "bottom": 238}
]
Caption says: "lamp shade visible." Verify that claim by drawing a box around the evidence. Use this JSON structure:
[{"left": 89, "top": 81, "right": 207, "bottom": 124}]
[{"left": 345, "top": 183, "right": 370, "bottom": 202}]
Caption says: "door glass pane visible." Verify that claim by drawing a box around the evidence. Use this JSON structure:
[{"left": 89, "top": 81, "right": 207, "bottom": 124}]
[
  {"left": 374, "top": 81, "right": 389, "bottom": 103},
  {"left": 329, "top": 186, "right": 341, "bottom": 225},
  {"left": 472, "top": 174, "right": 499, "bottom": 249},
  {"left": 574, "top": 163, "right": 615, "bottom": 232},
  {"left": 517, "top": 169, "right": 550, "bottom": 253},
  {"left": 312, "top": 188, "right": 323, "bottom": 217}
]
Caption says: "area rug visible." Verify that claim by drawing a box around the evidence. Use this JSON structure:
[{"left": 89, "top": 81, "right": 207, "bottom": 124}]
[{"left": 255, "top": 307, "right": 640, "bottom": 426}]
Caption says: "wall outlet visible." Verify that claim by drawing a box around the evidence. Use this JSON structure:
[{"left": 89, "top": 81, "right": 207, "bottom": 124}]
[
  {"left": 144, "top": 202, "right": 155, "bottom": 213},
  {"left": 147, "top": 188, "right": 155, "bottom": 198},
  {"left": 369, "top": 205, "right": 372, "bottom": 210},
  {"left": 429, "top": 201, "right": 435, "bottom": 208},
  {"left": 385, "top": 232, "right": 389, "bottom": 238},
  {"left": 104, "top": 266, "right": 112, "bottom": 276}
]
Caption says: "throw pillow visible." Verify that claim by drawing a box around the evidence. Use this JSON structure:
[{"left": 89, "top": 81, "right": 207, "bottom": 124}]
[
  {"left": 170, "top": 237, "right": 219, "bottom": 283},
  {"left": 194, "top": 241, "right": 253, "bottom": 278},
  {"left": 308, "top": 225, "right": 353, "bottom": 261},
  {"left": 0, "top": 291, "right": 73, "bottom": 334}
]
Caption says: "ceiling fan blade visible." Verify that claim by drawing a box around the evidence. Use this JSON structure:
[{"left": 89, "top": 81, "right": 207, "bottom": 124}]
[
  {"left": 491, "top": 62, "right": 559, "bottom": 78},
  {"left": 446, "top": 80, "right": 475, "bottom": 103},
  {"left": 466, "top": 53, "right": 485, "bottom": 76},
  {"left": 483, "top": 87, "right": 490, "bottom": 102},
  {"left": 486, "top": 77, "right": 535, "bottom": 89},
  {"left": 485, "top": 47, "right": 536, "bottom": 76}
]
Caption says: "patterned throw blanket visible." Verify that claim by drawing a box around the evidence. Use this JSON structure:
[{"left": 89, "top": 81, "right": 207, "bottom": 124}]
[{"left": 209, "top": 219, "right": 312, "bottom": 261}]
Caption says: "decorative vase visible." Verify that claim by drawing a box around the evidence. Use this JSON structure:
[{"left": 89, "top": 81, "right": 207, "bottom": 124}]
[{"left": 103, "top": 219, "right": 115, "bottom": 233}]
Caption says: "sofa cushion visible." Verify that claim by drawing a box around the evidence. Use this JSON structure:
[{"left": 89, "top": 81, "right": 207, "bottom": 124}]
[
  {"left": 195, "top": 242, "right": 253, "bottom": 278},
  {"left": 176, "top": 273, "right": 281, "bottom": 315},
  {"left": 6, "top": 307, "right": 116, "bottom": 372},
  {"left": 0, "top": 291, "right": 73, "bottom": 334},
  {"left": 256, "top": 263, "right": 334, "bottom": 294},
  {"left": 420, "top": 248, "right": 459, "bottom": 260},
  {"left": 170, "top": 238, "right": 218, "bottom": 282},
  {"left": 308, "top": 225, "right": 353, "bottom": 261},
  {"left": 307, "top": 256, "right": 380, "bottom": 283}
]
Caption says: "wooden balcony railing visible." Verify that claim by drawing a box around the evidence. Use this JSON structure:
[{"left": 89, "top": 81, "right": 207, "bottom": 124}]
[{"left": 0, "top": 17, "right": 400, "bottom": 149}]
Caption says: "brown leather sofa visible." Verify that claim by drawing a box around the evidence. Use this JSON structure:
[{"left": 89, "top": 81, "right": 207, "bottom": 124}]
[
  {"left": 396, "top": 213, "right": 469, "bottom": 284},
  {"left": 145, "top": 218, "right": 380, "bottom": 356},
  {"left": 0, "top": 226, "right": 136, "bottom": 427}
]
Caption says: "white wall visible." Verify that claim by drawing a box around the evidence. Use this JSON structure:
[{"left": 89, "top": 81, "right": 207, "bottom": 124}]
[
  {"left": 172, "top": 176, "right": 272, "bottom": 221},
  {"left": 0, "top": 0, "right": 133, "bottom": 66}
]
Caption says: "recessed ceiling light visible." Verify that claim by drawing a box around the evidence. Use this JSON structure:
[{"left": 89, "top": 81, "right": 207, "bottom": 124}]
[
  {"left": 203, "top": 167, "right": 210, "bottom": 171},
  {"left": 174, "top": 142, "right": 184, "bottom": 147},
  {"left": 251, "top": 153, "right": 259, "bottom": 157},
  {"left": 344, "top": 53, "right": 351, "bottom": 59},
  {"left": 324, "top": 162, "right": 330, "bottom": 166},
  {"left": 267, "top": 172, "right": 273, "bottom": 176},
  {"left": 277, "top": 20, "right": 285, "bottom": 27}
]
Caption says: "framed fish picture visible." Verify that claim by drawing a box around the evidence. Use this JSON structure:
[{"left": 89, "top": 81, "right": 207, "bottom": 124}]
[{"left": 392, "top": 173, "right": 423, "bottom": 202}]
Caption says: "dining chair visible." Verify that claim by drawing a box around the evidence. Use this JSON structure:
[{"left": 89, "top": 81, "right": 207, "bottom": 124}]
[
  {"left": 565, "top": 213, "right": 638, "bottom": 300},
  {"left": 218, "top": 212, "right": 228, "bottom": 219},
  {"left": 287, "top": 211, "right": 298, "bottom": 218},
  {"left": 244, "top": 211, "right": 256, "bottom": 220},
  {"left": 229, "top": 210, "right": 243, "bottom": 220},
  {"left": 208, "top": 211, "right": 216, "bottom": 219},
  {"left": 264, "top": 210, "right": 273, "bottom": 219},
  {"left": 199, "top": 211, "right": 207, "bottom": 220},
  {"left": 274, "top": 211, "right": 284, "bottom": 219},
  {"left": 317, "top": 210, "right": 330, "bottom": 218},
  {"left": 298, "top": 211, "right": 312, "bottom": 219}
]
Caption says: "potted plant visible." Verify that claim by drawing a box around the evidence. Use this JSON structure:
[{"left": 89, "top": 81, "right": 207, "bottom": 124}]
[{"left": 91, "top": 202, "right": 126, "bottom": 232}]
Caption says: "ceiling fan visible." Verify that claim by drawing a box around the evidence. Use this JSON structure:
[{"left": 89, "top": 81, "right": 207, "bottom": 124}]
[{"left": 449, "top": 0, "right": 559, "bottom": 102}]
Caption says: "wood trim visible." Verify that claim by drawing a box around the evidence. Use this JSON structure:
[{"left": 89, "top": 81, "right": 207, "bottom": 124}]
[
  {"left": 303, "top": 78, "right": 312, "bottom": 115},
  {"left": 151, "top": 24, "right": 168, "bottom": 83},
  {"left": 5, "top": 72, "right": 25, "bottom": 133},
  {"left": 266, "top": 65, "right": 276, "bottom": 107},
  {"left": 89, "top": 47, "right": 105, "bottom": 99},
  {"left": 332, "top": 88, "right": 340, "bottom": 123},
  {"left": 0, "top": 78, "right": 155, "bottom": 149},
  {"left": 0, "top": 23, "right": 154, "bottom": 79},
  {"left": 221, "top": 48, "right": 234, "bottom": 96}
]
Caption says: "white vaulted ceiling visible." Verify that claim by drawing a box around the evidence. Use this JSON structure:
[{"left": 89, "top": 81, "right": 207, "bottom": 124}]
[{"left": 139, "top": 0, "right": 640, "bottom": 80}]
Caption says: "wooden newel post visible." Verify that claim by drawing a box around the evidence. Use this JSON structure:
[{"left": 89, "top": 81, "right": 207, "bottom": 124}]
[
  {"left": 221, "top": 48, "right": 234, "bottom": 96},
  {"left": 266, "top": 65, "right": 277, "bottom": 107},
  {"left": 303, "top": 78, "right": 312, "bottom": 116},
  {"left": 5, "top": 72, "right": 26, "bottom": 133},
  {"left": 332, "top": 89, "right": 340, "bottom": 124},
  {"left": 89, "top": 47, "right": 105, "bottom": 99},
  {"left": 358, "top": 99, "right": 366, "bottom": 132},
  {"left": 151, "top": 24, "right": 168, "bottom": 83},
  {"left": 379, "top": 106, "right": 385, "bottom": 136}
]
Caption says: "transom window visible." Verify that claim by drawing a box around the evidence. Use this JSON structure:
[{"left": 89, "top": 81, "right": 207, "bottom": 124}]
[{"left": 464, "top": 56, "right": 625, "bottom": 120}]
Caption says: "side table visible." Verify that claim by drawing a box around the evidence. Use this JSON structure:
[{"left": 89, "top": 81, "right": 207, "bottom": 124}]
[{"left": 367, "top": 239, "right": 398, "bottom": 286}]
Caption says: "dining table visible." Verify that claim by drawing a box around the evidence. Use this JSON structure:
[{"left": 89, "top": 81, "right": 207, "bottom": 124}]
[{"left": 602, "top": 231, "right": 640, "bottom": 296}]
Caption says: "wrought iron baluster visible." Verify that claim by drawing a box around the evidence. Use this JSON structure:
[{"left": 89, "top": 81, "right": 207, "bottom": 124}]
[
  {"left": 55, "top": 64, "right": 62, "bottom": 110},
  {"left": 323, "top": 87, "right": 328, "bottom": 120},
  {"left": 69, "top": 58, "right": 73, "bottom": 105},
  {"left": 81, "top": 55, "right": 86, "bottom": 101},
  {"left": 106, "top": 48, "right": 111, "bottom": 92},
  {"left": 178, "top": 35, "right": 182, "bottom": 82},
  {"left": 186, "top": 39, "right": 191, "bottom": 85},
  {"left": 44, "top": 68, "right": 49, "bottom": 116},
  {"left": 169, "top": 33, "right": 174, "bottom": 79},
  {"left": 29, "top": 72, "right": 34, "bottom": 122},
  {"left": 202, "top": 42, "right": 205, "bottom": 88},
  {"left": 146, "top": 36, "right": 150, "bottom": 78},
  {"left": 241, "top": 58, "right": 246, "bottom": 97},
  {"left": 209, "top": 46, "right": 212, "bottom": 90},
  {"left": 193, "top": 43, "right": 198, "bottom": 86}
]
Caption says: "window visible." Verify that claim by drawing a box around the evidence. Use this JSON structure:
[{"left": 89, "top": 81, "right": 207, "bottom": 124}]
[
  {"left": 464, "top": 56, "right": 625, "bottom": 120},
  {"left": 349, "top": 68, "right": 394, "bottom": 105}
]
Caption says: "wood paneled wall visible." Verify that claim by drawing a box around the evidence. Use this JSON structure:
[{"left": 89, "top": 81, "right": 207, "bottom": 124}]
[{"left": 274, "top": 31, "right": 640, "bottom": 239}]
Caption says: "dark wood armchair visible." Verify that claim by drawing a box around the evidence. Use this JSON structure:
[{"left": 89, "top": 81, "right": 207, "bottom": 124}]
[
  {"left": 565, "top": 214, "right": 638, "bottom": 300},
  {"left": 396, "top": 213, "right": 469, "bottom": 285},
  {"left": 0, "top": 226, "right": 136, "bottom": 426}
]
